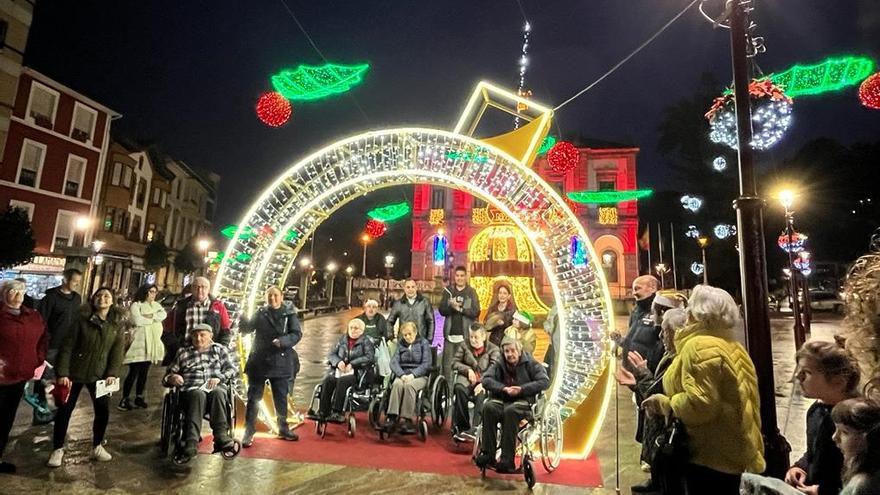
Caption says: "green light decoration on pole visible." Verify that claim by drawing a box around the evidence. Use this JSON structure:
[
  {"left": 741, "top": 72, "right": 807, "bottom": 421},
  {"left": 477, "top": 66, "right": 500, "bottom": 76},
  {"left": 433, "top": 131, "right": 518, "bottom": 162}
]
[
  {"left": 213, "top": 251, "right": 225, "bottom": 264},
  {"left": 566, "top": 189, "right": 654, "bottom": 204},
  {"left": 220, "top": 225, "right": 256, "bottom": 240},
  {"left": 537, "top": 135, "right": 557, "bottom": 155},
  {"left": 271, "top": 63, "right": 370, "bottom": 101},
  {"left": 367, "top": 202, "right": 411, "bottom": 223},
  {"left": 764, "top": 56, "right": 874, "bottom": 97}
]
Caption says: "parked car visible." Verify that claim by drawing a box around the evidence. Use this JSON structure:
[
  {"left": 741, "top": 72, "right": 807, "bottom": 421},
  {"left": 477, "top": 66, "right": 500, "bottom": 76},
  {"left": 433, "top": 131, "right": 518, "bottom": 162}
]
[{"left": 809, "top": 291, "right": 844, "bottom": 313}]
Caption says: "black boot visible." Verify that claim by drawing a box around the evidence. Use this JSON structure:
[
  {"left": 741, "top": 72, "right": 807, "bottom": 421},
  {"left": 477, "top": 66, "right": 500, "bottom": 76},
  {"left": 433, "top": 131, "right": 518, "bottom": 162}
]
[{"left": 277, "top": 419, "right": 298, "bottom": 441}]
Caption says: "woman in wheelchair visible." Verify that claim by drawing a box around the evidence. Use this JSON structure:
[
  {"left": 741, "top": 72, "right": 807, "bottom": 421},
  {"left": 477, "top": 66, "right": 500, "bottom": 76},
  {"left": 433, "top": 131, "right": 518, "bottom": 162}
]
[
  {"left": 474, "top": 335, "right": 549, "bottom": 474},
  {"left": 451, "top": 323, "right": 500, "bottom": 442},
  {"left": 163, "top": 323, "right": 238, "bottom": 462},
  {"left": 383, "top": 322, "right": 432, "bottom": 434},
  {"left": 315, "top": 319, "right": 375, "bottom": 423}
]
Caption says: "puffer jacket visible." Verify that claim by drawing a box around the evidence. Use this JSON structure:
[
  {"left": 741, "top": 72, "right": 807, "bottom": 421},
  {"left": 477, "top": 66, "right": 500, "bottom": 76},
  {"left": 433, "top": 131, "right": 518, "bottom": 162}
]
[
  {"left": 0, "top": 306, "right": 48, "bottom": 385},
  {"left": 662, "top": 321, "right": 765, "bottom": 475},
  {"left": 56, "top": 307, "right": 126, "bottom": 383},
  {"left": 451, "top": 340, "right": 501, "bottom": 388},
  {"left": 391, "top": 336, "right": 432, "bottom": 378},
  {"left": 386, "top": 293, "right": 435, "bottom": 342},
  {"left": 327, "top": 333, "right": 375, "bottom": 371},
  {"left": 240, "top": 301, "right": 302, "bottom": 378}
]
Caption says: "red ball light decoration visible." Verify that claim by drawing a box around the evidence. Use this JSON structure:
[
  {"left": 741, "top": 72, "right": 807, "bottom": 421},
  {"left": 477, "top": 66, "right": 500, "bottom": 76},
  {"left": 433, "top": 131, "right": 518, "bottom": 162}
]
[
  {"left": 547, "top": 141, "right": 579, "bottom": 174},
  {"left": 256, "top": 91, "right": 292, "bottom": 127},
  {"left": 365, "top": 219, "right": 387, "bottom": 238},
  {"left": 858, "top": 72, "right": 880, "bottom": 110}
]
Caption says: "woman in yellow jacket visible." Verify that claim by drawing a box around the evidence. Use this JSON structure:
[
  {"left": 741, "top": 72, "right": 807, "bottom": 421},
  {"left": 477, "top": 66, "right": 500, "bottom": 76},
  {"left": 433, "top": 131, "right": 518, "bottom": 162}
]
[{"left": 643, "top": 285, "right": 765, "bottom": 495}]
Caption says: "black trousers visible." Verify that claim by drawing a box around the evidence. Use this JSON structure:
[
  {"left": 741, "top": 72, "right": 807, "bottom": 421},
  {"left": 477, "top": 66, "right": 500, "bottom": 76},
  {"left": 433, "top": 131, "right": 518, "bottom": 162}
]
[
  {"left": 245, "top": 376, "right": 290, "bottom": 429},
  {"left": 0, "top": 382, "right": 26, "bottom": 457},
  {"left": 122, "top": 362, "right": 151, "bottom": 399},
  {"left": 53, "top": 382, "right": 110, "bottom": 449},
  {"left": 318, "top": 374, "right": 357, "bottom": 416},
  {"left": 480, "top": 399, "right": 531, "bottom": 465},
  {"left": 451, "top": 383, "right": 486, "bottom": 432},
  {"left": 684, "top": 463, "right": 741, "bottom": 495},
  {"left": 179, "top": 386, "right": 231, "bottom": 448}
]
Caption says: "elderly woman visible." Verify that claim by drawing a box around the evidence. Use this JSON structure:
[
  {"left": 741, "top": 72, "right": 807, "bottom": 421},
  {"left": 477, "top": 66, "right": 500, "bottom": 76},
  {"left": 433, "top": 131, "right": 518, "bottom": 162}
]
[
  {"left": 118, "top": 283, "right": 167, "bottom": 411},
  {"left": 643, "top": 285, "right": 765, "bottom": 495},
  {"left": 0, "top": 280, "right": 47, "bottom": 474},
  {"left": 451, "top": 323, "right": 500, "bottom": 441},
  {"left": 49, "top": 287, "right": 125, "bottom": 468},
  {"left": 316, "top": 318, "right": 374, "bottom": 423},
  {"left": 484, "top": 282, "right": 517, "bottom": 347},
  {"left": 384, "top": 321, "right": 432, "bottom": 434},
  {"left": 240, "top": 286, "right": 302, "bottom": 446}
]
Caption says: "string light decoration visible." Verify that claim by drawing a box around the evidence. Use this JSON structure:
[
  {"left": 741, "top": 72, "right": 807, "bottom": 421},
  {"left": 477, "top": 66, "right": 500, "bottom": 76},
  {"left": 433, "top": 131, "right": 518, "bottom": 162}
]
[
  {"left": 547, "top": 141, "right": 579, "bottom": 173},
  {"left": 428, "top": 208, "right": 445, "bottom": 226},
  {"left": 221, "top": 225, "right": 256, "bottom": 240},
  {"left": 690, "top": 262, "right": 705, "bottom": 276},
  {"left": 469, "top": 276, "right": 550, "bottom": 315},
  {"left": 537, "top": 135, "right": 557, "bottom": 155},
  {"left": 432, "top": 235, "right": 447, "bottom": 266},
  {"left": 514, "top": 21, "right": 532, "bottom": 129},
  {"left": 778, "top": 230, "right": 808, "bottom": 253},
  {"left": 566, "top": 189, "right": 653, "bottom": 204},
  {"left": 713, "top": 224, "right": 736, "bottom": 240},
  {"left": 768, "top": 56, "right": 875, "bottom": 98},
  {"left": 681, "top": 195, "right": 703, "bottom": 213},
  {"left": 271, "top": 63, "right": 369, "bottom": 101},
  {"left": 364, "top": 219, "right": 387, "bottom": 238},
  {"left": 794, "top": 255, "right": 812, "bottom": 276},
  {"left": 685, "top": 225, "right": 701, "bottom": 239},
  {"left": 446, "top": 150, "right": 489, "bottom": 163},
  {"left": 367, "top": 202, "right": 410, "bottom": 223},
  {"left": 706, "top": 80, "right": 793, "bottom": 151},
  {"left": 255, "top": 91, "right": 292, "bottom": 127},
  {"left": 713, "top": 156, "right": 727, "bottom": 172},
  {"left": 859, "top": 73, "right": 880, "bottom": 110},
  {"left": 598, "top": 207, "right": 618, "bottom": 225}
]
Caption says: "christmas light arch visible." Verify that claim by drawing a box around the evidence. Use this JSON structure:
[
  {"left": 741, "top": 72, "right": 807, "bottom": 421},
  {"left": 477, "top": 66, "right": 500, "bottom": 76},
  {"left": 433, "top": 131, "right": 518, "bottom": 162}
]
[{"left": 215, "top": 86, "right": 615, "bottom": 459}]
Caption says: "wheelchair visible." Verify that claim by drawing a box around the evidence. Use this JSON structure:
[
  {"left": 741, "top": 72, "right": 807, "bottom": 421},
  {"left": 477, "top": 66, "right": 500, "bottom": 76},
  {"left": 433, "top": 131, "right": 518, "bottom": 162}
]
[
  {"left": 306, "top": 363, "right": 385, "bottom": 438},
  {"left": 374, "top": 347, "right": 448, "bottom": 442},
  {"left": 158, "top": 379, "right": 241, "bottom": 465},
  {"left": 471, "top": 394, "right": 563, "bottom": 489}
]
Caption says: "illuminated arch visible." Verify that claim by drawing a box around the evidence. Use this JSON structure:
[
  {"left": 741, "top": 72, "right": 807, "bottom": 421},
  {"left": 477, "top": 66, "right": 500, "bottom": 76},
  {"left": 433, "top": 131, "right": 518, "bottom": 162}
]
[{"left": 216, "top": 92, "right": 615, "bottom": 459}]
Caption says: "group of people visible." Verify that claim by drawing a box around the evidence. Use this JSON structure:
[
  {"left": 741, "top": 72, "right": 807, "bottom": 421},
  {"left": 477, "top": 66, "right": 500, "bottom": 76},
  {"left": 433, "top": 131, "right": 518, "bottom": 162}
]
[{"left": 616, "top": 275, "right": 880, "bottom": 495}]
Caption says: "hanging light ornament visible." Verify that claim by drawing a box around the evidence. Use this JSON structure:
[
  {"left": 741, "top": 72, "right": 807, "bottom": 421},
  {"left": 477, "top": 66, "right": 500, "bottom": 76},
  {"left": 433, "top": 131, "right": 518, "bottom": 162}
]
[
  {"left": 714, "top": 224, "right": 737, "bottom": 240},
  {"left": 432, "top": 235, "right": 448, "bottom": 266},
  {"left": 706, "top": 79, "right": 793, "bottom": 151},
  {"left": 514, "top": 21, "right": 532, "bottom": 129},
  {"left": 255, "top": 91, "right": 292, "bottom": 127},
  {"left": 547, "top": 141, "right": 579, "bottom": 174},
  {"left": 712, "top": 156, "right": 727, "bottom": 172},
  {"left": 569, "top": 236, "right": 588, "bottom": 267},
  {"left": 858, "top": 72, "right": 880, "bottom": 110},
  {"left": 681, "top": 195, "right": 703, "bottom": 213},
  {"left": 685, "top": 225, "right": 701, "bottom": 239},
  {"left": 690, "top": 262, "right": 705, "bottom": 276},
  {"left": 365, "top": 219, "right": 387, "bottom": 238},
  {"left": 777, "top": 230, "right": 808, "bottom": 253}
]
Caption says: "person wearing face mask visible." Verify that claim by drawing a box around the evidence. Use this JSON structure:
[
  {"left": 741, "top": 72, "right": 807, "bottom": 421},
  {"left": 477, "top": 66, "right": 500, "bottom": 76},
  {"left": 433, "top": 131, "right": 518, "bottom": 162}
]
[
  {"left": 384, "top": 322, "right": 432, "bottom": 434},
  {"left": 48, "top": 287, "right": 125, "bottom": 468},
  {"left": 451, "top": 323, "right": 500, "bottom": 442},
  {"left": 167, "top": 276, "right": 231, "bottom": 362},
  {"left": 386, "top": 279, "right": 434, "bottom": 342},
  {"left": 356, "top": 299, "right": 391, "bottom": 342},
  {"left": 0, "top": 280, "right": 47, "bottom": 474},
  {"left": 315, "top": 319, "right": 375, "bottom": 423},
  {"left": 240, "top": 286, "right": 302, "bottom": 446}
]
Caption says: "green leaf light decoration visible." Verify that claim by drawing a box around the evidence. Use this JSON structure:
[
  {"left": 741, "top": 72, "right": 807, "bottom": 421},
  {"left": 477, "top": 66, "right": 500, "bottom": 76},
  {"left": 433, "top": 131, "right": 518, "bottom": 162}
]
[
  {"left": 220, "top": 225, "right": 256, "bottom": 240},
  {"left": 367, "top": 202, "right": 411, "bottom": 223},
  {"left": 567, "top": 189, "right": 654, "bottom": 204},
  {"left": 235, "top": 252, "right": 253, "bottom": 263},
  {"left": 284, "top": 229, "right": 299, "bottom": 242},
  {"left": 271, "top": 63, "right": 370, "bottom": 101},
  {"left": 213, "top": 251, "right": 225, "bottom": 264},
  {"left": 537, "top": 135, "right": 557, "bottom": 155},
  {"left": 765, "top": 56, "right": 875, "bottom": 98}
]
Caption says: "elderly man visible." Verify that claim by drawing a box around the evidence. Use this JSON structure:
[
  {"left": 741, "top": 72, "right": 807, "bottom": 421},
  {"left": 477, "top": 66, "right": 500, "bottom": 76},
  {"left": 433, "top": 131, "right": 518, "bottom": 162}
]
[
  {"left": 620, "top": 275, "right": 663, "bottom": 374},
  {"left": 356, "top": 299, "right": 391, "bottom": 342},
  {"left": 168, "top": 277, "right": 231, "bottom": 361},
  {"left": 475, "top": 336, "right": 549, "bottom": 473},
  {"left": 386, "top": 279, "right": 434, "bottom": 342},
  {"left": 164, "top": 323, "right": 236, "bottom": 461}
]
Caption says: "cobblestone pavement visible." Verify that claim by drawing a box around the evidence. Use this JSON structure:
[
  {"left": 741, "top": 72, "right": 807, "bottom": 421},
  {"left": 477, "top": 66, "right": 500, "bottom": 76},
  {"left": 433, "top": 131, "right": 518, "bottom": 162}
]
[{"left": 0, "top": 309, "right": 842, "bottom": 494}]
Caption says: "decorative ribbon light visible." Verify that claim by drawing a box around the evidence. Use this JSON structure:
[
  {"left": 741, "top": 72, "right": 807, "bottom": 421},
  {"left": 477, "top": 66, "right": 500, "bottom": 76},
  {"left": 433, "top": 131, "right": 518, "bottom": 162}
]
[
  {"left": 514, "top": 21, "right": 532, "bottom": 129},
  {"left": 712, "top": 156, "right": 727, "bottom": 172},
  {"left": 713, "top": 224, "right": 736, "bottom": 240},
  {"left": 690, "top": 262, "right": 705, "bottom": 276}
]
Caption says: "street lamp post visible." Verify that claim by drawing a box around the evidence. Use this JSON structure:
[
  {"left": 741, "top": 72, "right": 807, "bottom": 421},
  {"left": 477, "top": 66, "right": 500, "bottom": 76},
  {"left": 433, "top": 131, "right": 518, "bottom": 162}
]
[
  {"left": 697, "top": 236, "right": 710, "bottom": 285},
  {"left": 384, "top": 254, "right": 395, "bottom": 308},
  {"left": 85, "top": 239, "right": 105, "bottom": 297},
  {"left": 361, "top": 234, "right": 370, "bottom": 277},
  {"left": 298, "top": 257, "right": 311, "bottom": 310},
  {"left": 197, "top": 238, "right": 211, "bottom": 276},
  {"left": 345, "top": 265, "right": 354, "bottom": 306},
  {"left": 326, "top": 262, "right": 338, "bottom": 306},
  {"left": 654, "top": 263, "right": 668, "bottom": 289},
  {"left": 779, "top": 190, "right": 806, "bottom": 350}
]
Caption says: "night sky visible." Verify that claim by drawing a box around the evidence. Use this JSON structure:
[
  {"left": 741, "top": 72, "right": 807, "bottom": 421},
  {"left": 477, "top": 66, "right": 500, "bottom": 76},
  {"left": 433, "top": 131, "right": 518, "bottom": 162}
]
[{"left": 23, "top": 1, "right": 880, "bottom": 276}]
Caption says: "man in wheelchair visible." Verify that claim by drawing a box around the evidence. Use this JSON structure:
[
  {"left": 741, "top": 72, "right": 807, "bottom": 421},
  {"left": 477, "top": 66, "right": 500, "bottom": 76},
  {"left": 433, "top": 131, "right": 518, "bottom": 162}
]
[
  {"left": 451, "top": 323, "right": 500, "bottom": 442},
  {"left": 474, "top": 335, "right": 549, "bottom": 474},
  {"left": 163, "top": 323, "right": 237, "bottom": 461}
]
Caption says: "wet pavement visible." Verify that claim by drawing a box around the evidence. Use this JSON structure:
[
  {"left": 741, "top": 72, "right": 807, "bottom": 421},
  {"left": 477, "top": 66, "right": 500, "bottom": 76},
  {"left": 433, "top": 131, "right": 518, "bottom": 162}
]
[{"left": 0, "top": 309, "right": 842, "bottom": 494}]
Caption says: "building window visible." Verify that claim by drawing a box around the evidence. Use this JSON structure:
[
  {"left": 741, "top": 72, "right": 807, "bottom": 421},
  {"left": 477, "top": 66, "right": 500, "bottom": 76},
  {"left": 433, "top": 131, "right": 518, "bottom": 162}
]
[
  {"left": 152, "top": 188, "right": 160, "bottom": 205},
  {"left": 53, "top": 211, "right": 76, "bottom": 252},
  {"left": 136, "top": 178, "right": 147, "bottom": 209},
  {"left": 123, "top": 166, "right": 132, "bottom": 188},
  {"left": 111, "top": 162, "right": 122, "bottom": 185},
  {"left": 598, "top": 180, "right": 616, "bottom": 191},
  {"left": 130, "top": 216, "right": 142, "bottom": 240},
  {"left": 146, "top": 223, "right": 156, "bottom": 242},
  {"left": 103, "top": 207, "right": 115, "bottom": 231},
  {"left": 27, "top": 81, "right": 59, "bottom": 128},
  {"left": 64, "top": 155, "right": 87, "bottom": 197},
  {"left": 16, "top": 139, "right": 46, "bottom": 188},
  {"left": 430, "top": 188, "right": 445, "bottom": 209},
  {"left": 114, "top": 209, "right": 125, "bottom": 234},
  {"left": 8, "top": 200, "right": 34, "bottom": 222},
  {"left": 601, "top": 249, "right": 619, "bottom": 283},
  {"left": 70, "top": 103, "right": 98, "bottom": 143}
]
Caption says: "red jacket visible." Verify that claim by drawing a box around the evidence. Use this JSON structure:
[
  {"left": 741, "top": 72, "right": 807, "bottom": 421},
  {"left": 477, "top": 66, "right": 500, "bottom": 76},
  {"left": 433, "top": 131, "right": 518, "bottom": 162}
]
[{"left": 0, "top": 306, "right": 48, "bottom": 385}]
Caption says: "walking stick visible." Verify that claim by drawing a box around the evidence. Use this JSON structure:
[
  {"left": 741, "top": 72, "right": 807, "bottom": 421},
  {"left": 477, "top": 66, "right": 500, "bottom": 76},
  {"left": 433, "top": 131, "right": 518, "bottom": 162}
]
[{"left": 615, "top": 360, "right": 621, "bottom": 494}]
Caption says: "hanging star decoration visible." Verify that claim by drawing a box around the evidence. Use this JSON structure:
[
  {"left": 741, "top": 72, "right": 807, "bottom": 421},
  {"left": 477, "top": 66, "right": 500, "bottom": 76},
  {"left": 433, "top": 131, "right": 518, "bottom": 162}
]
[
  {"left": 706, "top": 79, "right": 793, "bottom": 151},
  {"left": 271, "top": 63, "right": 370, "bottom": 101}
]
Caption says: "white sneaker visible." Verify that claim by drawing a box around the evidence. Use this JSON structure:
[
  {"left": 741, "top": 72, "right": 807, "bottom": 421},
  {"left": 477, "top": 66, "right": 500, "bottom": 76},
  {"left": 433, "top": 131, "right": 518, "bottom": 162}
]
[
  {"left": 47, "top": 448, "right": 64, "bottom": 468},
  {"left": 91, "top": 445, "right": 112, "bottom": 462}
]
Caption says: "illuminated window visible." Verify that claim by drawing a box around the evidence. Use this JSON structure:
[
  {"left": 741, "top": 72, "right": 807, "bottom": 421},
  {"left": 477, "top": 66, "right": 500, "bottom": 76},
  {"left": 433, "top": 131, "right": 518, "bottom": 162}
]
[
  {"left": 598, "top": 206, "right": 618, "bottom": 225},
  {"left": 430, "top": 188, "right": 446, "bottom": 209},
  {"left": 601, "top": 250, "right": 619, "bottom": 283}
]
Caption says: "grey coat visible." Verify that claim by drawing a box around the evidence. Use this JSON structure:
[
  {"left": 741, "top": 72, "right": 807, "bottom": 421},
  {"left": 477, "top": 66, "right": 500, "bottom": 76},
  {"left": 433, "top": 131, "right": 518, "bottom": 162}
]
[
  {"left": 451, "top": 341, "right": 501, "bottom": 388},
  {"left": 386, "top": 293, "right": 435, "bottom": 342}
]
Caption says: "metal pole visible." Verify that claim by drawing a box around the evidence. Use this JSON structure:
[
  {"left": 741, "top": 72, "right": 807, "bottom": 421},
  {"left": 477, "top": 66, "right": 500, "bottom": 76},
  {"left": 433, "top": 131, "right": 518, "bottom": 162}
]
[
  {"left": 702, "top": 247, "right": 708, "bottom": 285},
  {"left": 657, "top": 222, "right": 664, "bottom": 266},
  {"left": 299, "top": 269, "right": 309, "bottom": 310},
  {"left": 646, "top": 224, "right": 652, "bottom": 275},
  {"left": 785, "top": 211, "right": 805, "bottom": 349},
  {"left": 670, "top": 223, "right": 678, "bottom": 291},
  {"left": 361, "top": 241, "right": 367, "bottom": 277},
  {"left": 729, "top": 0, "right": 789, "bottom": 477}
]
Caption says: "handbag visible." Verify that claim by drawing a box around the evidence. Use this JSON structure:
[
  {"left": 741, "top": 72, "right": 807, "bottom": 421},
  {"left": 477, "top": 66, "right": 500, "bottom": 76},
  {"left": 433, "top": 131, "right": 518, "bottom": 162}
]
[
  {"left": 651, "top": 417, "right": 690, "bottom": 495},
  {"left": 376, "top": 339, "right": 392, "bottom": 377}
]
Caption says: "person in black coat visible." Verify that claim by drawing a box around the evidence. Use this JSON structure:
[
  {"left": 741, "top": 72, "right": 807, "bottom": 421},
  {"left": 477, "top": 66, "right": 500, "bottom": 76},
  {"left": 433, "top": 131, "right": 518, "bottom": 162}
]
[
  {"left": 356, "top": 299, "right": 391, "bottom": 342},
  {"left": 240, "top": 287, "right": 302, "bottom": 446},
  {"left": 475, "top": 336, "right": 549, "bottom": 473},
  {"left": 313, "top": 319, "right": 375, "bottom": 423}
]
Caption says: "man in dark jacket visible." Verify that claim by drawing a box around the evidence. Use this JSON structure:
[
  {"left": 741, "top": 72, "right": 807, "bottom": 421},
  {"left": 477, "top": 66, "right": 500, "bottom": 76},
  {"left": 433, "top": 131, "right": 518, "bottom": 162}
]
[
  {"left": 451, "top": 323, "right": 500, "bottom": 441},
  {"left": 356, "top": 299, "right": 391, "bottom": 342},
  {"left": 32, "top": 268, "right": 82, "bottom": 424},
  {"left": 439, "top": 266, "right": 481, "bottom": 387},
  {"left": 475, "top": 336, "right": 550, "bottom": 473},
  {"left": 386, "top": 279, "right": 434, "bottom": 342},
  {"left": 619, "top": 275, "right": 662, "bottom": 374},
  {"left": 239, "top": 287, "right": 302, "bottom": 446},
  {"left": 167, "top": 277, "right": 231, "bottom": 363}
]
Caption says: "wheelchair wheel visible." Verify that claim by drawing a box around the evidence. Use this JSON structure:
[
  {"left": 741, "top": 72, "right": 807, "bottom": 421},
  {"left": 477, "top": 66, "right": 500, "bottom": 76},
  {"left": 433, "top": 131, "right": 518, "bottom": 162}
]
[
  {"left": 471, "top": 426, "right": 482, "bottom": 458},
  {"left": 540, "top": 403, "right": 563, "bottom": 473},
  {"left": 523, "top": 456, "right": 536, "bottom": 489},
  {"left": 418, "top": 418, "right": 429, "bottom": 442},
  {"left": 430, "top": 375, "right": 448, "bottom": 430},
  {"left": 368, "top": 396, "right": 382, "bottom": 430},
  {"left": 221, "top": 441, "right": 241, "bottom": 460},
  {"left": 159, "top": 393, "right": 173, "bottom": 457},
  {"left": 347, "top": 414, "right": 357, "bottom": 438}
]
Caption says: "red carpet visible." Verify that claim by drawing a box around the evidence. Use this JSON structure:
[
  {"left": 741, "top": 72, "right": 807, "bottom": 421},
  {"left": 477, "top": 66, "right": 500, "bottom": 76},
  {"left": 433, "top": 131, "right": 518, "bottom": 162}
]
[{"left": 199, "top": 413, "right": 603, "bottom": 488}]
